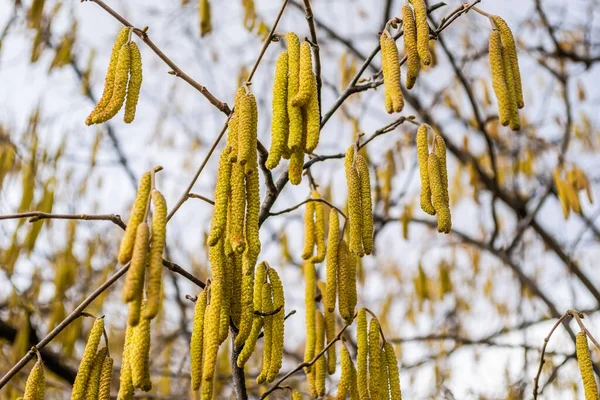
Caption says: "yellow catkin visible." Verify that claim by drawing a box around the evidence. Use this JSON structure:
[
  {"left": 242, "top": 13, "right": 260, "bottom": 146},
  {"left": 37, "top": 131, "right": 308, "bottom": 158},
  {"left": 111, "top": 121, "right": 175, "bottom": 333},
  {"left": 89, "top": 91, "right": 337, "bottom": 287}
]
[
  {"left": 287, "top": 33, "right": 304, "bottom": 152},
  {"left": 355, "top": 155, "right": 373, "bottom": 255},
  {"left": 127, "top": 296, "right": 142, "bottom": 327},
  {"left": 304, "top": 79, "right": 321, "bottom": 154},
  {"left": 434, "top": 135, "right": 449, "bottom": 206},
  {"left": 417, "top": 126, "right": 435, "bottom": 215},
  {"left": 356, "top": 309, "right": 369, "bottom": 400},
  {"left": 325, "top": 209, "right": 339, "bottom": 313},
  {"left": 337, "top": 346, "right": 352, "bottom": 399},
  {"left": 368, "top": 318, "right": 382, "bottom": 399},
  {"left": 118, "top": 172, "right": 151, "bottom": 264},
  {"left": 199, "top": 0, "right": 212, "bottom": 37},
  {"left": 350, "top": 360, "right": 359, "bottom": 400},
  {"left": 345, "top": 147, "right": 364, "bottom": 257},
  {"left": 228, "top": 88, "right": 245, "bottom": 163},
  {"left": 325, "top": 308, "right": 337, "bottom": 375},
  {"left": 428, "top": 153, "right": 452, "bottom": 233},
  {"left": 337, "top": 239, "right": 350, "bottom": 324},
  {"left": 23, "top": 359, "right": 44, "bottom": 400},
  {"left": 236, "top": 270, "right": 264, "bottom": 366},
  {"left": 245, "top": 170, "right": 261, "bottom": 256},
  {"left": 117, "top": 324, "right": 134, "bottom": 400},
  {"left": 302, "top": 200, "right": 316, "bottom": 260},
  {"left": 71, "top": 317, "right": 104, "bottom": 400},
  {"left": 208, "top": 149, "right": 232, "bottom": 246},
  {"left": 131, "top": 314, "right": 152, "bottom": 391},
  {"left": 380, "top": 347, "right": 390, "bottom": 398},
  {"left": 402, "top": 5, "right": 420, "bottom": 89},
  {"left": 501, "top": 45, "right": 520, "bottom": 130},
  {"left": 93, "top": 43, "right": 131, "bottom": 123},
  {"left": 491, "top": 16, "right": 523, "bottom": 109},
  {"left": 86, "top": 28, "right": 129, "bottom": 125},
  {"left": 410, "top": 0, "right": 431, "bottom": 65},
  {"left": 313, "top": 198, "right": 326, "bottom": 263},
  {"left": 191, "top": 290, "right": 208, "bottom": 391},
  {"left": 234, "top": 275, "right": 255, "bottom": 347},
  {"left": 577, "top": 331, "right": 599, "bottom": 400},
  {"left": 289, "top": 147, "right": 304, "bottom": 185},
  {"left": 380, "top": 32, "right": 404, "bottom": 113},
  {"left": 304, "top": 262, "right": 317, "bottom": 368},
  {"left": 315, "top": 310, "right": 327, "bottom": 396},
  {"left": 489, "top": 30, "right": 511, "bottom": 127},
  {"left": 292, "top": 389, "right": 303, "bottom": 400},
  {"left": 84, "top": 347, "right": 108, "bottom": 399},
  {"left": 98, "top": 356, "right": 113, "bottom": 400},
  {"left": 231, "top": 254, "right": 243, "bottom": 326},
  {"left": 292, "top": 41, "right": 314, "bottom": 107},
  {"left": 238, "top": 92, "right": 257, "bottom": 168},
  {"left": 201, "top": 284, "right": 222, "bottom": 400},
  {"left": 257, "top": 282, "right": 273, "bottom": 384},
  {"left": 266, "top": 51, "right": 289, "bottom": 170},
  {"left": 384, "top": 342, "right": 402, "bottom": 400},
  {"left": 124, "top": 42, "right": 143, "bottom": 123},
  {"left": 346, "top": 250, "right": 358, "bottom": 325},
  {"left": 122, "top": 222, "right": 149, "bottom": 304},
  {"left": 229, "top": 162, "right": 246, "bottom": 253},
  {"left": 267, "top": 268, "right": 285, "bottom": 382},
  {"left": 144, "top": 190, "right": 167, "bottom": 320},
  {"left": 210, "top": 241, "right": 230, "bottom": 345}
]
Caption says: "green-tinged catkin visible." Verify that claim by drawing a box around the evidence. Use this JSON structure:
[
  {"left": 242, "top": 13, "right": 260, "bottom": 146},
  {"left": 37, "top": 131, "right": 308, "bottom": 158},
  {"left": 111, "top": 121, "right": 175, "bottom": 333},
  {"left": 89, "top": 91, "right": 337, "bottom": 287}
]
[
  {"left": 98, "top": 356, "right": 113, "bottom": 400},
  {"left": 144, "top": 190, "right": 167, "bottom": 320},
  {"left": 428, "top": 153, "right": 452, "bottom": 233},
  {"left": 384, "top": 342, "right": 402, "bottom": 400},
  {"left": 71, "top": 317, "right": 104, "bottom": 400},
  {"left": 304, "top": 262, "right": 317, "bottom": 368},
  {"left": 267, "top": 268, "right": 285, "bottom": 382},
  {"left": 84, "top": 347, "right": 108, "bottom": 399},
  {"left": 118, "top": 172, "right": 151, "bottom": 264},
  {"left": 208, "top": 150, "right": 232, "bottom": 246},
  {"left": 304, "top": 79, "right": 321, "bottom": 154},
  {"left": 325, "top": 209, "right": 339, "bottom": 313},
  {"left": 23, "top": 359, "right": 44, "bottom": 400},
  {"left": 287, "top": 33, "right": 304, "bottom": 152},
  {"left": 236, "top": 272, "right": 264, "bottom": 367},
  {"left": 302, "top": 200, "right": 316, "bottom": 260},
  {"left": 380, "top": 347, "right": 390, "bottom": 398},
  {"left": 117, "top": 324, "right": 134, "bottom": 400},
  {"left": 238, "top": 92, "right": 257, "bottom": 169},
  {"left": 410, "top": 0, "right": 431, "bottom": 65},
  {"left": 228, "top": 88, "right": 245, "bottom": 163},
  {"left": 230, "top": 162, "right": 246, "bottom": 253},
  {"left": 368, "top": 318, "right": 382, "bottom": 399},
  {"left": 350, "top": 360, "right": 359, "bottom": 400},
  {"left": 292, "top": 41, "right": 314, "bottom": 107},
  {"left": 491, "top": 16, "right": 523, "bottom": 109},
  {"left": 266, "top": 51, "right": 289, "bottom": 170},
  {"left": 201, "top": 284, "right": 222, "bottom": 399},
  {"left": 235, "top": 275, "right": 255, "bottom": 347},
  {"left": 313, "top": 200, "right": 327, "bottom": 265},
  {"left": 191, "top": 290, "right": 208, "bottom": 391},
  {"left": 124, "top": 42, "right": 143, "bottom": 123},
  {"left": 199, "top": 0, "right": 211, "bottom": 37},
  {"left": 380, "top": 32, "right": 404, "bottom": 113},
  {"left": 357, "top": 309, "right": 369, "bottom": 400},
  {"left": 338, "top": 346, "right": 352, "bottom": 399},
  {"left": 500, "top": 39, "right": 520, "bottom": 131},
  {"left": 347, "top": 251, "right": 358, "bottom": 320},
  {"left": 245, "top": 170, "right": 261, "bottom": 255},
  {"left": 131, "top": 314, "right": 152, "bottom": 391},
  {"left": 86, "top": 28, "right": 129, "bottom": 125},
  {"left": 434, "top": 135, "right": 449, "bottom": 206},
  {"left": 417, "top": 126, "right": 435, "bottom": 215},
  {"left": 345, "top": 147, "right": 364, "bottom": 257},
  {"left": 122, "top": 222, "right": 149, "bottom": 304},
  {"left": 315, "top": 310, "right": 327, "bottom": 396},
  {"left": 403, "top": 5, "right": 420, "bottom": 89},
  {"left": 337, "top": 240, "right": 350, "bottom": 324},
  {"left": 325, "top": 308, "right": 337, "bottom": 375},
  {"left": 231, "top": 254, "right": 243, "bottom": 326},
  {"left": 93, "top": 43, "right": 131, "bottom": 124},
  {"left": 489, "top": 30, "right": 511, "bottom": 127},
  {"left": 355, "top": 155, "right": 373, "bottom": 255},
  {"left": 257, "top": 282, "right": 274, "bottom": 384},
  {"left": 292, "top": 389, "right": 303, "bottom": 400},
  {"left": 576, "top": 331, "right": 599, "bottom": 400}
]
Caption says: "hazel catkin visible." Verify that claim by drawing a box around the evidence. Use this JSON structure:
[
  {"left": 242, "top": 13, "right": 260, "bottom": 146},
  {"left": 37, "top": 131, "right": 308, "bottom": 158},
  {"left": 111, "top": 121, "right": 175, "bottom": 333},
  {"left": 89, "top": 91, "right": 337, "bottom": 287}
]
[
  {"left": 576, "top": 331, "right": 599, "bottom": 400},
  {"left": 267, "top": 268, "right": 285, "bottom": 382},
  {"left": 324, "top": 308, "right": 337, "bottom": 376},
  {"left": 337, "top": 346, "right": 353, "bottom": 400},
  {"left": 302, "top": 200, "right": 316, "bottom": 260},
  {"left": 228, "top": 88, "right": 245, "bottom": 163},
  {"left": 356, "top": 309, "right": 369, "bottom": 400},
  {"left": 84, "top": 347, "right": 108, "bottom": 399},
  {"left": 490, "top": 16, "right": 523, "bottom": 109},
  {"left": 384, "top": 342, "right": 402, "bottom": 400},
  {"left": 403, "top": 5, "right": 420, "bottom": 89},
  {"left": 201, "top": 284, "right": 222, "bottom": 399},
  {"left": 238, "top": 91, "right": 258, "bottom": 170},
  {"left": 124, "top": 42, "right": 143, "bottom": 124},
  {"left": 98, "top": 355, "right": 114, "bottom": 400},
  {"left": 304, "top": 79, "right": 321, "bottom": 154},
  {"left": 229, "top": 163, "right": 246, "bottom": 253},
  {"left": 428, "top": 153, "right": 451, "bottom": 234},
  {"left": 288, "top": 146, "right": 305, "bottom": 185},
  {"left": 93, "top": 43, "right": 131, "bottom": 124},
  {"left": 131, "top": 314, "right": 152, "bottom": 391},
  {"left": 410, "top": 0, "right": 432, "bottom": 65},
  {"left": 380, "top": 32, "right": 404, "bottom": 113},
  {"left": 191, "top": 290, "right": 208, "bottom": 391},
  {"left": 122, "top": 222, "right": 149, "bottom": 305},
  {"left": 304, "top": 261, "right": 317, "bottom": 368},
  {"left": 287, "top": 33, "right": 304, "bottom": 153},
  {"left": 417, "top": 125, "right": 435, "bottom": 215},
  {"left": 313, "top": 196, "right": 327, "bottom": 264},
  {"left": 199, "top": 0, "right": 212, "bottom": 37},
  {"left": 368, "top": 318, "right": 382, "bottom": 399},
  {"left": 337, "top": 239, "right": 351, "bottom": 324},
  {"left": 144, "top": 190, "right": 167, "bottom": 320},
  {"left": 292, "top": 41, "right": 315, "bottom": 107},
  {"left": 355, "top": 155, "right": 373, "bottom": 255},
  {"left": 236, "top": 272, "right": 264, "bottom": 367},
  {"left": 71, "top": 317, "right": 104, "bottom": 400},
  {"left": 208, "top": 149, "right": 231, "bottom": 247},
  {"left": 257, "top": 282, "right": 274, "bottom": 384},
  {"left": 489, "top": 30, "right": 511, "bottom": 127},
  {"left": 266, "top": 51, "right": 289, "bottom": 170},
  {"left": 345, "top": 147, "right": 364, "bottom": 257},
  {"left": 245, "top": 170, "right": 261, "bottom": 256},
  {"left": 23, "top": 359, "right": 45, "bottom": 400},
  {"left": 315, "top": 310, "right": 327, "bottom": 396},
  {"left": 325, "top": 209, "right": 339, "bottom": 313},
  {"left": 434, "top": 135, "right": 449, "bottom": 206},
  {"left": 117, "top": 324, "right": 134, "bottom": 400},
  {"left": 118, "top": 172, "right": 151, "bottom": 264}
]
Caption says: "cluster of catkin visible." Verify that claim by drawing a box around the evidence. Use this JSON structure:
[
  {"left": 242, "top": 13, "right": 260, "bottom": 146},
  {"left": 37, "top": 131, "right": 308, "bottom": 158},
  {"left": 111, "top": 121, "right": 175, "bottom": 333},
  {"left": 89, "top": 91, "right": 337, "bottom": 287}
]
[
  {"left": 118, "top": 172, "right": 168, "bottom": 325},
  {"left": 402, "top": 0, "right": 431, "bottom": 90},
  {"left": 417, "top": 125, "right": 451, "bottom": 233},
  {"left": 70, "top": 318, "right": 113, "bottom": 400},
  {"left": 488, "top": 16, "right": 523, "bottom": 131},
  {"left": 345, "top": 146, "right": 374, "bottom": 257},
  {"left": 576, "top": 330, "right": 599, "bottom": 400},
  {"left": 266, "top": 32, "right": 320, "bottom": 185},
  {"left": 16, "top": 353, "right": 46, "bottom": 400},
  {"left": 554, "top": 166, "right": 593, "bottom": 219},
  {"left": 302, "top": 192, "right": 326, "bottom": 263},
  {"left": 86, "top": 27, "right": 143, "bottom": 125}
]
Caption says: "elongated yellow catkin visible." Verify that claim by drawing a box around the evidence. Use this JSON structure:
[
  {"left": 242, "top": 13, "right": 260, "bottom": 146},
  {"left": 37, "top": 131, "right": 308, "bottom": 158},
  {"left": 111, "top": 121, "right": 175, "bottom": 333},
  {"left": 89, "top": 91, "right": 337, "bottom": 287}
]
[
  {"left": 304, "top": 262, "right": 317, "bottom": 368},
  {"left": 235, "top": 275, "right": 255, "bottom": 347},
  {"left": 93, "top": 43, "right": 131, "bottom": 123},
  {"left": 23, "top": 359, "right": 44, "bottom": 400},
  {"left": 71, "top": 317, "right": 104, "bottom": 400},
  {"left": 417, "top": 126, "right": 435, "bottom": 215},
  {"left": 347, "top": 250, "right": 358, "bottom": 323},
  {"left": 355, "top": 155, "right": 373, "bottom": 255},
  {"left": 357, "top": 309, "right": 369, "bottom": 400},
  {"left": 236, "top": 273, "right": 264, "bottom": 366},
  {"left": 231, "top": 254, "right": 243, "bottom": 326},
  {"left": 490, "top": 16, "right": 523, "bottom": 109},
  {"left": 86, "top": 28, "right": 129, "bottom": 125},
  {"left": 325, "top": 209, "right": 339, "bottom": 313},
  {"left": 191, "top": 290, "right": 208, "bottom": 391},
  {"left": 127, "top": 295, "right": 142, "bottom": 327},
  {"left": 245, "top": 170, "right": 261, "bottom": 256},
  {"left": 380, "top": 32, "right": 404, "bottom": 113},
  {"left": 238, "top": 92, "right": 257, "bottom": 167},
  {"left": 313, "top": 199, "right": 326, "bottom": 263},
  {"left": 257, "top": 282, "right": 274, "bottom": 384},
  {"left": 124, "top": 42, "right": 143, "bottom": 123},
  {"left": 118, "top": 172, "right": 151, "bottom": 264},
  {"left": 577, "top": 331, "right": 599, "bottom": 400},
  {"left": 144, "top": 191, "right": 167, "bottom": 320},
  {"left": 337, "top": 346, "right": 352, "bottom": 399},
  {"left": 345, "top": 147, "right": 364, "bottom": 257},
  {"left": 337, "top": 239, "right": 351, "bottom": 324},
  {"left": 208, "top": 150, "right": 231, "bottom": 246},
  {"left": 304, "top": 81, "right": 321, "bottom": 154},
  {"left": 434, "top": 135, "right": 449, "bottom": 206},
  {"left": 324, "top": 308, "right": 337, "bottom": 375},
  {"left": 302, "top": 200, "right": 316, "bottom": 260},
  {"left": 293, "top": 41, "right": 314, "bottom": 107},
  {"left": 199, "top": 0, "right": 212, "bottom": 36},
  {"left": 289, "top": 146, "right": 304, "bottom": 185},
  {"left": 315, "top": 310, "right": 327, "bottom": 396},
  {"left": 267, "top": 268, "right": 285, "bottom": 382},
  {"left": 229, "top": 163, "right": 246, "bottom": 253},
  {"left": 428, "top": 153, "right": 451, "bottom": 233},
  {"left": 498, "top": 38, "right": 519, "bottom": 130},
  {"left": 384, "top": 342, "right": 402, "bottom": 400},
  {"left": 403, "top": 5, "right": 420, "bottom": 89},
  {"left": 84, "top": 347, "right": 108, "bottom": 399},
  {"left": 489, "top": 30, "right": 511, "bottom": 127},
  {"left": 201, "top": 285, "right": 222, "bottom": 400},
  {"left": 292, "top": 390, "right": 303, "bottom": 400},
  {"left": 122, "top": 222, "right": 149, "bottom": 304},
  {"left": 117, "top": 324, "right": 134, "bottom": 400},
  {"left": 410, "top": 0, "right": 431, "bottom": 65},
  {"left": 367, "top": 318, "right": 382, "bottom": 399},
  {"left": 287, "top": 33, "right": 304, "bottom": 152},
  {"left": 228, "top": 88, "right": 245, "bottom": 163},
  {"left": 266, "top": 51, "right": 289, "bottom": 170},
  {"left": 131, "top": 314, "right": 152, "bottom": 391},
  {"left": 98, "top": 355, "right": 113, "bottom": 400}
]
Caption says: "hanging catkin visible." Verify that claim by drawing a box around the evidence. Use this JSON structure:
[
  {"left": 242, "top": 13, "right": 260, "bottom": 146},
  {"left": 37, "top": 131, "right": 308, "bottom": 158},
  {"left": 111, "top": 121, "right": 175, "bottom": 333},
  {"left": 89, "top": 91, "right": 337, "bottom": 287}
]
[
  {"left": 356, "top": 309, "right": 369, "bottom": 400},
  {"left": 355, "top": 155, "right": 373, "bottom": 255},
  {"left": 266, "top": 51, "right": 289, "bottom": 170},
  {"left": 324, "top": 308, "right": 337, "bottom": 375},
  {"left": 23, "top": 358, "right": 45, "bottom": 400},
  {"left": 124, "top": 42, "right": 143, "bottom": 123},
  {"left": 131, "top": 310, "right": 152, "bottom": 391},
  {"left": 337, "top": 239, "right": 351, "bottom": 324},
  {"left": 409, "top": 0, "right": 431, "bottom": 65},
  {"left": 117, "top": 324, "right": 134, "bottom": 400},
  {"left": 384, "top": 342, "right": 402, "bottom": 400},
  {"left": 576, "top": 331, "right": 599, "bottom": 400},
  {"left": 245, "top": 170, "right": 261, "bottom": 257},
  {"left": 313, "top": 196, "right": 327, "bottom": 263},
  {"left": 287, "top": 33, "right": 304, "bottom": 153},
  {"left": 304, "top": 261, "right": 317, "bottom": 368},
  {"left": 402, "top": 4, "right": 420, "bottom": 89},
  {"left": 228, "top": 88, "right": 245, "bottom": 163},
  {"left": 71, "top": 317, "right": 104, "bottom": 400},
  {"left": 84, "top": 347, "right": 108, "bottom": 399},
  {"left": 118, "top": 172, "right": 151, "bottom": 264},
  {"left": 201, "top": 283, "right": 222, "bottom": 400},
  {"left": 199, "top": 0, "right": 212, "bottom": 37},
  {"left": 229, "top": 163, "right": 246, "bottom": 253},
  {"left": 346, "top": 250, "right": 358, "bottom": 324},
  {"left": 304, "top": 74, "right": 321, "bottom": 154},
  {"left": 292, "top": 41, "right": 315, "bottom": 107},
  {"left": 489, "top": 30, "right": 511, "bottom": 127},
  {"left": 345, "top": 147, "right": 364, "bottom": 257},
  {"left": 144, "top": 190, "right": 167, "bottom": 320},
  {"left": 302, "top": 200, "right": 316, "bottom": 260},
  {"left": 86, "top": 28, "right": 129, "bottom": 125},
  {"left": 417, "top": 125, "right": 435, "bottom": 215},
  {"left": 93, "top": 43, "right": 131, "bottom": 124},
  {"left": 231, "top": 254, "right": 243, "bottom": 326},
  {"left": 238, "top": 91, "right": 257, "bottom": 169},
  {"left": 315, "top": 311, "right": 327, "bottom": 396},
  {"left": 190, "top": 290, "right": 208, "bottom": 391},
  {"left": 325, "top": 209, "right": 339, "bottom": 313},
  {"left": 434, "top": 135, "right": 449, "bottom": 206},
  {"left": 490, "top": 16, "right": 523, "bottom": 109},
  {"left": 368, "top": 318, "right": 382, "bottom": 399},
  {"left": 267, "top": 268, "right": 285, "bottom": 382},
  {"left": 428, "top": 153, "right": 451, "bottom": 233},
  {"left": 208, "top": 150, "right": 231, "bottom": 246},
  {"left": 98, "top": 355, "right": 113, "bottom": 400},
  {"left": 122, "top": 222, "right": 149, "bottom": 313},
  {"left": 338, "top": 346, "right": 353, "bottom": 399},
  {"left": 380, "top": 31, "right": 404, "bottom": 113},
  {"left": 257, "top": 282, "right": 274, "bottom": 384},
  {"left": 236, "top": 266, "right": 264, "bottom": 366}
]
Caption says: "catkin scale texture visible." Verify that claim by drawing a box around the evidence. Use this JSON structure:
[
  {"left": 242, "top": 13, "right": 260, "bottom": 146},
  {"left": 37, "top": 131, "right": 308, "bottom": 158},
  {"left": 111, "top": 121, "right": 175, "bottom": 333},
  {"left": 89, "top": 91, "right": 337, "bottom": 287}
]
[
  {"left": 266, "top": 51, "right": 289, "bottom": 170},
  {"left": 286, "top": 33, "right": 304, "bottom": 153},
  {"left": 304, "top": 80, "right": 321, "bottom": 154},
  {"left": 23, "top": 360, "right": 44, "bottom": 400},
  {"left": 313, "top": 197, "right": 327, "bottom": 263},
  {"left": 380, "top": 32, "right": 404, "bottom": 113},
  {"left": 356, "top": 309, "right": 369, "bottom": 400},
  {"left": 71, "top": 317, "right": 104, "bottom": 400},
  {"left": 576, "top": 331, "right": 599, "bottom": 400},
  {"left": 84, "top": 347, "right": 108, "bottom": 399},
  {"left": 93, "top": 43, "right": 131, "bottom": 123},
  {"left": 417, "top": 126, "right": 435, "bottom": 215},
  {"left": 98, "top": 356, "right": 113, "bottom": 400},
  {"left": 384, "top": 342, "right": 402, "bottom": 400},
  {"left": 410, "top": 0, "right": 432, "bottom": 65},
  {"left": 345, "top": 147, "right": 364, "bottom": 257},
  {"left": 368, "top": 318, "right": 382, "bottom": 399},
  {"left": 491, "top": 16, "right": 523, "bottom": 109},
  {"left": 208, "top": 150, "right": 232, "bottom": 246},
  {"left": 122, "top": 222, "right": 149, "bottom": 303},
  {"left": 325, "top": 209, "right": 339, "bottom": 313},
  {"left": 236, "top": 270, "right": 264, "bottom": 367},
  {"left": 118, "top": 172, "right": 151, "bottom": 264},
  {"left": 144, "top": 190, "right": 167, "bottom": 320},
  {"left": 292, "top": 42, "right": 315, "bottom": 107},
  {"left": 288, "top": 147, "right": 304, "bottom": 185},
  {"left": 257, "top": 283, "right": 274, "bottom": 384},
  {"left": 302, "top": 200, "right": 316, "bottom": 260},
  {"left": 238, "top": 92, "right": 258, "bottom": 169},
  {"left": 131, "top": 314, "right": 152, "bottom": 391},
  {"left": 117, "top": 324, "right": 134, "bottom": 400},
  {"left": 325, "top": 308, "right": 337, "bottom": 375},
  {"left": 500, "top": 42, "right": 520, "bottom": 131},
  {"left": 229, "top": 163, "right": 246, "bottom": 253},
  {"left": 267, "top": 268, "right": 285, "bottom": 382},
  {"left": 190, "top": 290, "right": 208, "bottom": 391},
  {"left": 337, "top": 240, "right": 351, "bottom": 323},
  {"left": 228, "top": 88, "right": 245, "bottom": 163},
  {"left": 124, "top": 42, "right": 143, "bottom": 123},
  {"left": 338, "top": 346, "right": 352, "bottom": 400},
  {"left": 234, "top": 274, "right": 255, "bottom": 347},
  {"left": 355, "top": 155, "right": 373, "bottom": 255},
  {"left": 245, "top": 170, "right": 261, "bottom": 256},
  {"left": 434, "top": 135, "right": 449, "bottom": 206},
  {"left": 489, "top": 30, "right": 511, "bottom": 127},
  {"left": 201, "top": 284, "right": 222, "bottom": 398},
  {"left": 315, "top": 311, "right": 327, "bottom": 396},
  {"left": 304, "top": 262, "right": 317, "bottom": 368},
  {"left": 428, "top": 153, "right": 452, "bottom": 233},
  {"left": 346, "top": 250, "right": 358, "bottom": 323},
  {"left": 403, "top": 5, "right": 420, "bottom": 89}
]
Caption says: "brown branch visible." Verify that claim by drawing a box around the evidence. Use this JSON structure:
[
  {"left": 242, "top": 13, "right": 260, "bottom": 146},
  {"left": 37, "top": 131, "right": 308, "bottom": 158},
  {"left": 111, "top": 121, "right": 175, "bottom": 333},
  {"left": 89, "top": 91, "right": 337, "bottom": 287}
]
[
  {"left": 0, "top": 211, "right": 126, "bottom": 230},
  {"left": 187, "top": 193, "right": 215, "bottom": 205},
  {"left": 300, "top": 0, "right": 322, "bottom": 116},
  {"left": 269, "top": 197, "right": 347, "bottom": 219}
]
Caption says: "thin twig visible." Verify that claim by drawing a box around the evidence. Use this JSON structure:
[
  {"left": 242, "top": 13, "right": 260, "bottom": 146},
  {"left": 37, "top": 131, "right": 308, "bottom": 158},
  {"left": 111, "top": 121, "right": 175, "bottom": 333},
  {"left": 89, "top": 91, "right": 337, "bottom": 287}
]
[
  {"left": 0, "top": 212, "right": 126, "bottom": 230},
  {"left": 269, "top": 198, "right": 347, "bottom": 219},
  {"left": 300, "top": 0, "right": 322, "bottom": 116}
]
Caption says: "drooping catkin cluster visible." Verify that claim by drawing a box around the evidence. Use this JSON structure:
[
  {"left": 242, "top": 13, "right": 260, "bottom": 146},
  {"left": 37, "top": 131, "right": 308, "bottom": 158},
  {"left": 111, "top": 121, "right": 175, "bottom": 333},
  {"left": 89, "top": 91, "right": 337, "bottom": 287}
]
[
  {"left": 70, "top": 317, "right": 104, "bottom": 400},
  {"left": 554, "top": 166, "right": 593, "bottom": 219},
  {"left": 86, "top": 27, "right": 143, "bottom": 125},
  {"left": 22, "top": 356, "right": 45, "bottom": 400},
  {"left": 402, "top": 4, "right": 420, "bottom": 89},
  {"left": 337, "top": 345, "right": 359, "bottom": 399},
  {"left": 576, "top": 331, "right": 599, "bottom": 400},
  {"left": 345, "top": 146, "right": 374, "bottom": 257},
  {"left": 380, "top": 30, "right": 404, "bottom": 114},
  {"left": 409, "top": 0, "right": 432, "bottom": 66},
  {"left": 488, "top": 16, "right": 523, "bottom": 131},
  {"left": 302, "top": 192, "right": 327, "bottom": 263},
  {"left": 267, "top": 33, "right": 321, "bottom": 185},
  {"left": 416, "top": 125, "right": 451, "bottom": 233}
]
